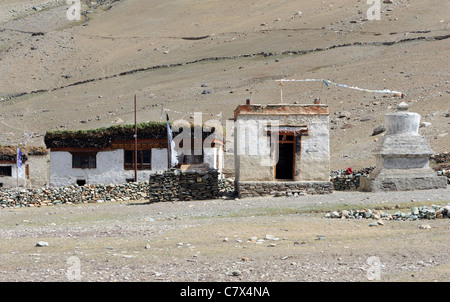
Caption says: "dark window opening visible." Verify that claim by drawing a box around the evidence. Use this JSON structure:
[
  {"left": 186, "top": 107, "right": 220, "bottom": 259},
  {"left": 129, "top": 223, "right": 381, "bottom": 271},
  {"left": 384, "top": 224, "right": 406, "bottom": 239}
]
[
  {"left": 0, "top": 166, "right": 12, "bottom": 176},
  {"left": 76, "top": 179, "right": 86, "bottom": 186},
  {"left": 124, "top": 149, "right": 151, "bottom": 170},
  {"left": 72, "top": 153, "right": 97, "bottom": 169}
]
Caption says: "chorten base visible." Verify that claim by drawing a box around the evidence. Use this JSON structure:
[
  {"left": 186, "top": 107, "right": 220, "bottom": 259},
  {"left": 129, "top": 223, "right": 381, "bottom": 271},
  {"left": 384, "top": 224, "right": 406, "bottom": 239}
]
[{"left": 359, "top": 171, "right": 447, "bottom": 192}]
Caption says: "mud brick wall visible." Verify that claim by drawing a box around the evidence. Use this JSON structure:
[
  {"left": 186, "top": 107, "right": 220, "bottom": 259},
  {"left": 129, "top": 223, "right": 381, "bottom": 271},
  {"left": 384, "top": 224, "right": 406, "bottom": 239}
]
[{"left": 149, "top": 169, "right": 219, "bottom": 202}]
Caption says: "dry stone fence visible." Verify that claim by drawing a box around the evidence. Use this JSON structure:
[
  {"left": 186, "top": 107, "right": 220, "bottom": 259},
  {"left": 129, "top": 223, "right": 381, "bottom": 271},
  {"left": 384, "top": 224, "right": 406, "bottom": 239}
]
[
  {"left": 330, "top": 167, "right": 376, "bottom": 191},
  {"left": 0, "top": 182, "right": 150, "bottom": 208},
  {"left": 0, "top": 170, "right": 235, "bottom": 208},
  {"left": 330, "top": 152, "right": 450, "bottom": 191},
  {"left": 148, "top": 169, "right": 220, "bottom": 202}
]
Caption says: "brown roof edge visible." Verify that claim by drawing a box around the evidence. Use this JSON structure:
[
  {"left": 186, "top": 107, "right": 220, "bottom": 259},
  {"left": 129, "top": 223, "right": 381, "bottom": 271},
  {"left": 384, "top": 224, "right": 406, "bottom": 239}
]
[
  {"left": 234, "top": 104, "right": 329, "bottom": 120},
  {"left": 0, "top": 145, "right": 48, "bottom": 157}
]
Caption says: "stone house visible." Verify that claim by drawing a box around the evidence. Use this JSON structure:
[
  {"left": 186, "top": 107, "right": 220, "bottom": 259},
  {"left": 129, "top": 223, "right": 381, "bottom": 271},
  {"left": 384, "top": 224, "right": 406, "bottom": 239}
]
[
  {"left": 233, "top": 102, "right": 332, "bottom": 197},
  {"left": 44, "top": 122, "right": 224, "bottom": 187},
  {"left": 0, "top": 145, "right": 49, "bottom": 188}
]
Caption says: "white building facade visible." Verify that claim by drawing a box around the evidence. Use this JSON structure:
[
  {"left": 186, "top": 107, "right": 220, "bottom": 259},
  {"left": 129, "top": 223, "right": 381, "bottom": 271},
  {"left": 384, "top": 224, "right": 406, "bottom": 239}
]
[
  {"left": 233, "top": 103, "right": 332, "bottom": 197},
  {"left": 45, "top": 123, "right": 224, "bottom": 187},
  {"left": 49, "top": 146, "right": 223, "bottom": 187}
]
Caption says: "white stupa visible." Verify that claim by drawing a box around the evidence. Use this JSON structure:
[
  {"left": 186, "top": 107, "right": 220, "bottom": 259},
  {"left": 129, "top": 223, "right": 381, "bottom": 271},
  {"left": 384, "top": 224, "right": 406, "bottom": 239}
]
[{"left": 360, "top": 102, "right": 447, "bottom": 191}]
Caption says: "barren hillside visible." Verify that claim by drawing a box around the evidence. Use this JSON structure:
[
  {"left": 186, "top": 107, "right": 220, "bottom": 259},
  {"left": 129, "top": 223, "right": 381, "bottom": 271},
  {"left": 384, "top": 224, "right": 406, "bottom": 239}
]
[{"left": 0, "top": 0, "right": 449, "bottom": 170}]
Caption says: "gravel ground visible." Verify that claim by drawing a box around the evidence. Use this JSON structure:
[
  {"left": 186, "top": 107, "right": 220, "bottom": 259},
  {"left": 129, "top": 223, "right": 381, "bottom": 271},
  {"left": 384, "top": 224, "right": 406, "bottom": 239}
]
[{"left": 0, "top": 188, "right": 449, "bottom": 284}]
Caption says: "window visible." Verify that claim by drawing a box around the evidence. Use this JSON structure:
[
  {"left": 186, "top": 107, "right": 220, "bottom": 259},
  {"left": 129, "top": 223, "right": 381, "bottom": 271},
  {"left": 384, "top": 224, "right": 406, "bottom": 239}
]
[
  {"left": 76, "top": 179, "right": 86, "bottom": 186},
  {"left": 0, "top": 166, "right": 12, "bottom": 176},
  {"left": 124, "top": 149, "right": 151, "bottom": 170},
  {"left": 72, "top": 153, "right": 97, "bottom": 169}
]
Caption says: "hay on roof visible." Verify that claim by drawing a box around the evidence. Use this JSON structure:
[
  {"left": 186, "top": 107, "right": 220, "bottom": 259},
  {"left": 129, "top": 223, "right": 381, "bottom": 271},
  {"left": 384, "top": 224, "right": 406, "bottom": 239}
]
[
  {"left": 0, "top": 145, "right": 48, "bottom": 162},
  {"left": 44, "top": 122, "right": 220, "bottom": 149}
]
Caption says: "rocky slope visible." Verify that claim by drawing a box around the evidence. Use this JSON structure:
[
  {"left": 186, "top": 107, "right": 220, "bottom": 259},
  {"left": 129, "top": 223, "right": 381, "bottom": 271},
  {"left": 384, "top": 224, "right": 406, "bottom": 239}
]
[{"left": 0, "top": 0, "right": 449, "bottom": 170}]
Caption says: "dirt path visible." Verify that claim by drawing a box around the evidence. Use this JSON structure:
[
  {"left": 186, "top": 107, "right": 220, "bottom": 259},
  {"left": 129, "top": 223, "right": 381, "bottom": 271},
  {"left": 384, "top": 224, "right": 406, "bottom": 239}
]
[{"left": 0, "top": 188, "right": 448, "bottom": 283}]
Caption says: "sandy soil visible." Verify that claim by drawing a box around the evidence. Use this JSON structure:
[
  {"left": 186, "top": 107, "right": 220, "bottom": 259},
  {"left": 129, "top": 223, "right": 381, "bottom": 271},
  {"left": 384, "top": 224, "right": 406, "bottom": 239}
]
[
  {"left": 0, "top": 188, "right": 449, "bottom": 283},
  {"left": 0, "top": 0, "right": 449, "bottom": 287},
  {"left": 0, "top": 0, "right": 448, "bottom": 170}
]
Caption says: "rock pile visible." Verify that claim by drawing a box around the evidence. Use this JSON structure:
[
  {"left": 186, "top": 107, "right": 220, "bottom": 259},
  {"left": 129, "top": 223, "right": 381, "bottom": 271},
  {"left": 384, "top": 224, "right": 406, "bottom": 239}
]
[
  {"left": 218, "top": 178, "right": 236, "bottom": 198},
  {"left": 430, "top": 152, "right": 450, "bottom": 164},
  {"left": 430, "top": 152, "right": 450, "bottom": 184},
  {"left": 0, "top": 182, "right": 149, "bottom": 208},
  {"left": 149, "top": 169, "right": 219, "bottom": 202},
  {"left": 324, "top": 204, "right": 450, "bottom": 221},
  {"left": 436, "top": 170, "right": 450, "bottom": 184}
]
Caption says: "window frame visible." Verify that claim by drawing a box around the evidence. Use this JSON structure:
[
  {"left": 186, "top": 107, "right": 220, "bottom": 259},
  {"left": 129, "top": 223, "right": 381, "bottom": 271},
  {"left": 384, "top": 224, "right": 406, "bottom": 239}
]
[
  {"left": 0, "top": 166, "right": 12, "bottom": 176},
  {"left": 71, "top": 152, "right": 97, "bottom": 169},
  {"left": 124, "top": 149, "right": 152, "bottom": 170}
]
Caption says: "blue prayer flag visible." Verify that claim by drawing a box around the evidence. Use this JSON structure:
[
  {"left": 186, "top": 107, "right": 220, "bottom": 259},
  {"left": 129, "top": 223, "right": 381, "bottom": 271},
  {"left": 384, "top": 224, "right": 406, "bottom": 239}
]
[{"left": 17, "top": 147, "right": 23, "bottom": 168}]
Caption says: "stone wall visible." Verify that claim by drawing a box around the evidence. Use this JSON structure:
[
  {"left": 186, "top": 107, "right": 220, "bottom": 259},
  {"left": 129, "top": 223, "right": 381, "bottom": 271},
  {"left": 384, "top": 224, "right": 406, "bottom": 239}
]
[
  {"left": 430, "top": 152, "right": 450, "bottom": 184},
  {"left": 430, "top": 152, "right": 449, "bottom": 164},
  {"left": 237, "top": 181, "right": 333, "bottom": 198},
  {"left": 218, "top": 178, "right": 236, "bottom": 198},
  {"left": 148, "top": 169, "right": 219, "bottom": 202},
  {"left": 330, "top": 167, "right": 376, "bottom": 191},
  {"left": 0, "top": 182, "right": 149, "bottom": 208},
  {"left": 331, "top": 163, "right": 449, "bottom": 191}
]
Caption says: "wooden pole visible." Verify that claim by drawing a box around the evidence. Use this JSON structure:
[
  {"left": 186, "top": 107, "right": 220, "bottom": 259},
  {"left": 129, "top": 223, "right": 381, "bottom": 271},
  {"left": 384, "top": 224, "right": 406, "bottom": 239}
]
[
  {"left": 134, "top": 95, "right": 138, "bottom": 182},
  {"left": 16, "top": 146, "right": 19, "bottom": 188}
]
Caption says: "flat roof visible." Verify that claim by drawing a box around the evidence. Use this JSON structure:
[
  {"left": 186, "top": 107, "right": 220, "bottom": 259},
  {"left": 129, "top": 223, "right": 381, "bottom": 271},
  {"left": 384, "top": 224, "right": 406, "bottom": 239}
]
[{"left": 234, "top": 104, "right": 329, "bottom": 119}]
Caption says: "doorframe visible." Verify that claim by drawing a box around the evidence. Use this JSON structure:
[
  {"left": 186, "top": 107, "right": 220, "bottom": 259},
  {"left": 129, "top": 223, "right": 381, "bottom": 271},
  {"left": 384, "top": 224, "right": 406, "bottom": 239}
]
[{"left": 274, "top": 134, "right": 296, "bottom": 180}]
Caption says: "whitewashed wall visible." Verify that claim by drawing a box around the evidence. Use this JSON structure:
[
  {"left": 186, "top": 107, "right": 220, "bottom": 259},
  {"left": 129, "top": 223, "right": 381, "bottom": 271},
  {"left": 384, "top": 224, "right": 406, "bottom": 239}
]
[
  {"left": 298, "top": 115, "right": 330, "bottom": 181},
  {"left": 0, "top": 163, "right": 26, "bottom": 187},
  {"left": 235, "top": 114, "right": 330, "bottom": 182},
  {"left": 49, "top": 149, "right": 169, "bottom": 187},
  {"left": 152, "top": 148, "right": 168, "bottom": 171},
  {"left": 203, "top": 147, "right": 224, "bottom": 175},
  {"left": 27, "top": 154, "right": 49, "bottom": 188},
  {"left": 50, "top": 145, "right": 224, "bottom": 187}
]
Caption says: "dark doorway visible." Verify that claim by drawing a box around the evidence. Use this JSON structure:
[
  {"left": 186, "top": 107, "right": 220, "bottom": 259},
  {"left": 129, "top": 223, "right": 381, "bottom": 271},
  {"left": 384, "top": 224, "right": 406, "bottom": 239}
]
[{"left": 276, "top": 141, "right": 294, "bottom": 180}]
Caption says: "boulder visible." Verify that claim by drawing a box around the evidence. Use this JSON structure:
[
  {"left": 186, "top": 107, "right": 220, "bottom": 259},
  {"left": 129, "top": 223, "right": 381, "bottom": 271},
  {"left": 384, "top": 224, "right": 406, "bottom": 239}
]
[{"left": 371, "top": 124, "right": 386, "bottom": 136}]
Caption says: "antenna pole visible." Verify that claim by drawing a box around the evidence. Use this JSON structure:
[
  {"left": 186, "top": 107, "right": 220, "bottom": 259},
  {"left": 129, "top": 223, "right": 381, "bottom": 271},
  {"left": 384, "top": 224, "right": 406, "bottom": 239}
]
[{"left": 134, "top": 95, "right": 138, "bottom": 182}]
